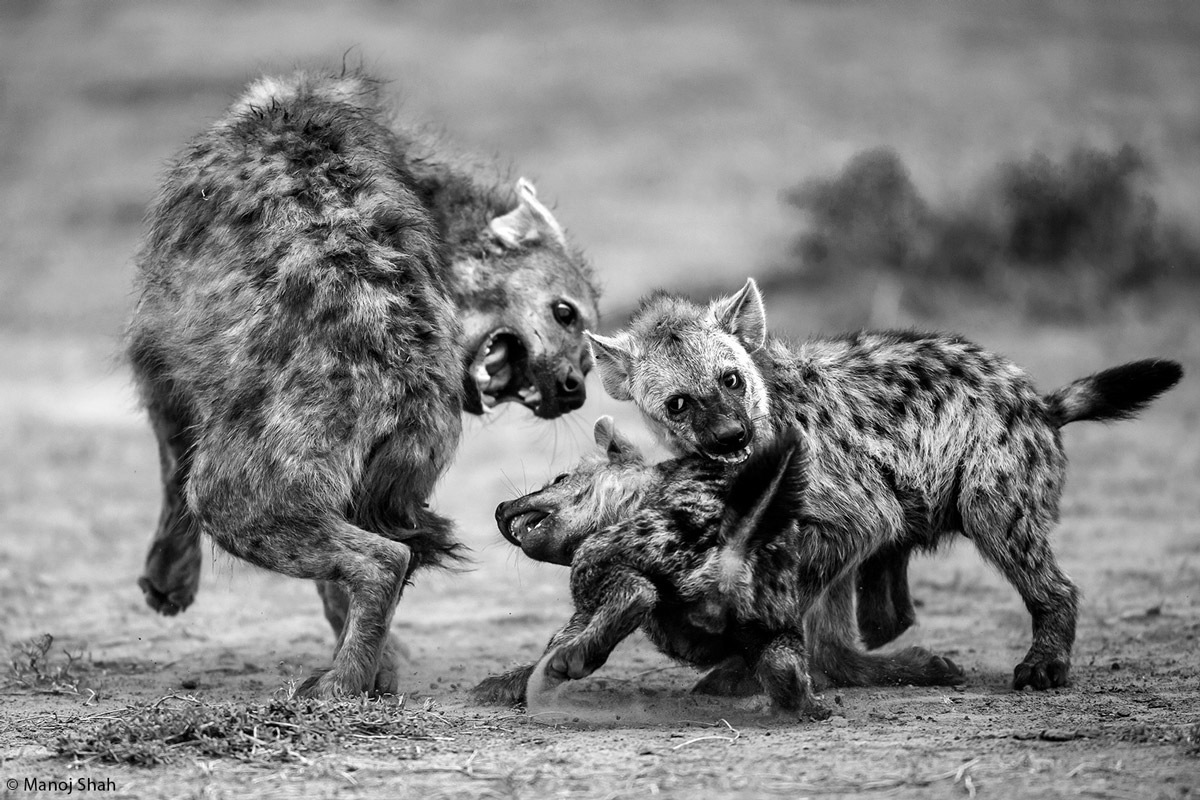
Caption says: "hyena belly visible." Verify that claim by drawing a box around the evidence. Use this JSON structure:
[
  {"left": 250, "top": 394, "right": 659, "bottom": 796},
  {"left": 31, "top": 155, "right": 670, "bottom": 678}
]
[{"left": 128, "top": 72, "right": 463, "bottom": 697}]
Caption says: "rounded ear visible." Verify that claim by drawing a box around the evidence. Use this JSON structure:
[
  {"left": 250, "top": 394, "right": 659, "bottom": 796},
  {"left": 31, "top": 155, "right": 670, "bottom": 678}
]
[
  {"left": 487, "top": 177, "right": 567, "bottom": 249},
  {"left": 708, "top": 278, "right": 767, "bottom": 352},
  {"left": 593, "top": 415, "right": 617, "bottom": 450},
  {"left": 586, "top": 331, "right": 635, "bottom": 402},
  {"left": 593, "top": 415, "right": 644, "bottom": 464}
]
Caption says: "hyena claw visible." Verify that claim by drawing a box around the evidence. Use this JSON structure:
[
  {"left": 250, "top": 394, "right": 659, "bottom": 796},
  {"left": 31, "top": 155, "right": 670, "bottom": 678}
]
[
  {"left": 802, "top": 698, "right": 834, "bottom": 722},
  {"left": 1013, "top": 658, "right": 1070, "bottom": 690}
]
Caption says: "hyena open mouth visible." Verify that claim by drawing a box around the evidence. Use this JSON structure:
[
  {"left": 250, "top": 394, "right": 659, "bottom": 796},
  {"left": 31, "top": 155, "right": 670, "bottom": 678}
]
[
  {"left": 471, "top": 330, "right": 541, "bottom": 413},
  {"left": 497, "top": 508, "right": 549, "bottom": 546}
]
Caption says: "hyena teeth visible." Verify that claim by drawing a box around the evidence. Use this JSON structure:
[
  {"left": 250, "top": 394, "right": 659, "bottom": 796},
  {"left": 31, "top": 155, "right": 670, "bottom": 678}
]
[{"left": 518, "top": 387, "right": 541, "bottom": 404}]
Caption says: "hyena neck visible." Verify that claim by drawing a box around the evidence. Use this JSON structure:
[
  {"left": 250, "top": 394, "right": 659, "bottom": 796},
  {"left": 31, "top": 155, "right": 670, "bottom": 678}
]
[
  {"left": 408, "top": 159, "right": 510, "bottom": 277},
  {"left": 750, "top": 340, "right": 794, "bottom": 439}
]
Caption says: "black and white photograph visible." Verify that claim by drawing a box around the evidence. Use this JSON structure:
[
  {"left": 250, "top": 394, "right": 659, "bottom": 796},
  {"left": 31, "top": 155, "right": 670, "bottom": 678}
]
[{"left": 1, "top": 2, "right": 1197, "bottom": 797}]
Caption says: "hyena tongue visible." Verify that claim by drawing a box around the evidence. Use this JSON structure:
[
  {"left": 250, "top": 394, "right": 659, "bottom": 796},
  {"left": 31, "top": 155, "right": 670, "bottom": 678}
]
[
  {"left": 474, "top": 339, "right": 513, "bottom": 403},
  {"left": 484, "top": 338, "right": 508, "bottom": 369},
  {"left": 483, "top": 365, "right": 513, "bottom": 393}
]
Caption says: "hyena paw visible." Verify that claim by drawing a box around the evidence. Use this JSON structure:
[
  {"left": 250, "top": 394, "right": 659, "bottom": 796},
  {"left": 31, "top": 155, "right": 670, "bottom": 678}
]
[
  {"left": 472, "top": 665, "right": 535, "bottom": 706},
  {"left": 692, "top": 659, "right": 760, "bottom": 697},
  {"left": 894, "top": 646, "right": 966, "bottom": 686},
  {"left": 292, "top": 668, "right": 335, "bottom": 700},
  {"left": 547, "top": 645, "right": 598, "bottom": 682},
  {"left": 139, "top": 538, "right": 202, "bottom": 616},
  {"left": 794, "top": 695, "right": 833, "bottom": 722},
  {"left": 291, "top": 666, "right": 379, "bottom": 700},
  {"left": 137, "top": 573, "right": 198, "bottom": 617},
  {"left": 1013, "top": 657, "right": 1070, "bottom": 690}
]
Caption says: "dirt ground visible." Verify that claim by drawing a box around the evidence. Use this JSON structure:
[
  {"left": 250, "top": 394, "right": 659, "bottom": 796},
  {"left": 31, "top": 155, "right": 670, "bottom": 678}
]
[{"left": 2, "top": 2, "right": 1199, "bottom": 798}]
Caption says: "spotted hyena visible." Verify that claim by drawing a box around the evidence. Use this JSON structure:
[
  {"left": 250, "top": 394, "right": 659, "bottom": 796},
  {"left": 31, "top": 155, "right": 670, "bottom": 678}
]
[
  {"left": 474, "top": 416, "right": 965, "bottom": 718},
  {"left": 127, "top": 69, "right": 599, "bottom": 698},
  {"left": 586, "top": 278, "right": 1182, "bottom": 690}
]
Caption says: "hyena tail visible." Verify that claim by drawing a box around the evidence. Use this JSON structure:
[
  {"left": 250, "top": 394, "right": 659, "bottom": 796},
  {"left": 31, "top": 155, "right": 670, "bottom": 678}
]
[
  {"left": 716, "top": 428, "right": 808, "bottom": 595},
  {"left": 1043, "top": 359, "right": 1183, "bottom": 427}
]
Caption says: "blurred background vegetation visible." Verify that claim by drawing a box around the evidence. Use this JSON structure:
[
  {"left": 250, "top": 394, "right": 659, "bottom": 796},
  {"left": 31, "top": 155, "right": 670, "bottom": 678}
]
[{"left": 2, "top": 0, "right": 1198, "bottom": 339}]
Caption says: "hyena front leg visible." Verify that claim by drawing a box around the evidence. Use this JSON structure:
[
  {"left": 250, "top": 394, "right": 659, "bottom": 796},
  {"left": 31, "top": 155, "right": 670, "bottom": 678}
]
[
  {"left": 527, "top": 568, "right": 657, "bottom": 701},
  {"left": 856, "top": 546, "right": 917, "bottom": 650},
  {"left": 749, "top": 631, "right": 831, "bottom": 720},
  {"left": 137, "top": 407, "right": 202, "bottom": 616},
  {"left": 473, "top": 612, "right": 591, "bottom": 706},
  {"left": 808, "top": 572, "right": 964, "bottom": 688}
]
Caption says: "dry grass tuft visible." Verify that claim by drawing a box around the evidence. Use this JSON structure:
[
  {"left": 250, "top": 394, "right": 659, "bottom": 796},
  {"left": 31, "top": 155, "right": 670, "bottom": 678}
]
[
  {"left": 53, "top": 695, "right": 450, "bottom": 767},
  {"left": 5, "top": 634, "right": 93, "bottom": 696}
]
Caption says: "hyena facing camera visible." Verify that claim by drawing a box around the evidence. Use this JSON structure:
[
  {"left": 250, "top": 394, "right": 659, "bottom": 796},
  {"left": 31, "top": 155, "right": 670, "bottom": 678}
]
[
  {"left": 587, "top": 279, "right": 1181, "bottom": 690},
  {"left": 127, "top": 69, "right": 599, "bottom": 698},
  {"left": 474, "top": 417, "right": 965, "bottom": 718}
]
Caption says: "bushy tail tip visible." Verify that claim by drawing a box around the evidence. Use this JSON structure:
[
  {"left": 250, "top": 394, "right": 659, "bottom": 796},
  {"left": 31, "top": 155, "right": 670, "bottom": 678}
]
[{"left": 1045, "top": 359, "right": 1183, "bottom": 427}]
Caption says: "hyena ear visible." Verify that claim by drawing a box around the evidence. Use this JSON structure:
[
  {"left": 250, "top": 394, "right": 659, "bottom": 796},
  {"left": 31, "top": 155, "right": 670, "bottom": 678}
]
[
  {"left": 586, "top": 331, "right": 635, "bottom": 402},
  {"left": 709, "top": 278, "right": 767, "bottom": 352},
  {"left": 593, "top": 415, "right": 644, "bottom": 464},
  {"left": 487, "top": 178, "right": 567, "bottom": 249}
]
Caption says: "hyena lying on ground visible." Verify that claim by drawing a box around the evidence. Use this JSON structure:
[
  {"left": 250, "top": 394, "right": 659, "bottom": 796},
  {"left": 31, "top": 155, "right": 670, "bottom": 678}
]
[
  {"left": 127, "top": 69, "right": 599, "bottom": 698},
  {"left": 586, "top": 279, "right": 1182, "bottom": 690},
  {"left": 474, "top": 417, "right": 965, "bottom": 717}
]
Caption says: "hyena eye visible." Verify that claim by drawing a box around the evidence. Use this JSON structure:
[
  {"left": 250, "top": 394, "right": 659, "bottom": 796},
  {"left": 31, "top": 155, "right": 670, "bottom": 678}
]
[
  {"left": 665, "top": 395, "right": 689, "bottom": 415},
  {"left": 552, "top": 301, "right": 578, "bottom": 327},
  {"left": 722, "top": 370, "right": 743, "bottom": 391},
  {"left": 551, "top": 473, "right": 569, "bottom": 485}
]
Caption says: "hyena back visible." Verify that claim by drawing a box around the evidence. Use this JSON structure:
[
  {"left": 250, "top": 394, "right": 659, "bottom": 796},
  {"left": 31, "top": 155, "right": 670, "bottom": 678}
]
[
  {"left": 588, "top": 279, "right": 1182, "bottom": 690},
  {"left": 128, "top": 70, "right": 599, "bottom": 698},
  {"left": 475, "top": 417, "right": 964, "bottom": 717}
]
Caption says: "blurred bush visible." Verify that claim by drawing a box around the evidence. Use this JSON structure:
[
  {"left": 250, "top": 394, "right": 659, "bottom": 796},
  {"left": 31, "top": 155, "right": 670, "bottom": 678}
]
[{"left": 781, "top": 144, "right": 1200, "bottom": 318}]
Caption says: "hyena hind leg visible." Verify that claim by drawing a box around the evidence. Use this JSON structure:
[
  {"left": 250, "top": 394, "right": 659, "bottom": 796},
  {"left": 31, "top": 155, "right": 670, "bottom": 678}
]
[
  {"left": 204, "top": 506, "right": 414, "bottom": 699},
  {"left": 809, "top": 574, "right": 964, "bottom": 688},
  {"left": 316, "top": 580, "right": 408, "bottom": 696},
  {"left": 137, "top": 408, "right": 202, "bottom": 616},
  {"left": 968, "top": 509, "right": 1079, "bottom": 691}
]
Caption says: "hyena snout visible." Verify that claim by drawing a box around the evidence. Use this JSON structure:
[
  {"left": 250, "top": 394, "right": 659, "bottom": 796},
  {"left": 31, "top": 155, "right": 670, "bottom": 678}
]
[
  {"left": 701, "top": 416, "right": 753, "bottom": 457},
  {"left": 554, "top": 362, "right": 587, "bottom": 411}
]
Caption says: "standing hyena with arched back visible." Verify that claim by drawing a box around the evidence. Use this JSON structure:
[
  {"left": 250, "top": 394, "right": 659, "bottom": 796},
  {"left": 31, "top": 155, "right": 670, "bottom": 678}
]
[{"left": 127, "top": 70, "right": 599, "bottom": 698}]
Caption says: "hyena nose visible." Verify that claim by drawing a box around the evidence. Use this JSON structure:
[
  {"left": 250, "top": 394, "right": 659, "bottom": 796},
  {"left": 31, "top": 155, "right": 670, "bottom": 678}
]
[
  {"left": 709, "top": 419, "right": 751, "bottom": 455},
  {"left": 555, "top": 363, "right": 586, "bottom": 409}
]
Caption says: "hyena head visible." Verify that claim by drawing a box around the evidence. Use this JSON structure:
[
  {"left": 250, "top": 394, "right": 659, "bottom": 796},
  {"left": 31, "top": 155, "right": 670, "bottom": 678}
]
[
  {"left": 495, "top": 416, "right": 655, "bottom": 565},
  {"left": 455, "top": 179, "right": 600, "bottom": 420},
  {"left": 587, "top": 279, "right": 770, "bottom": 463}
]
